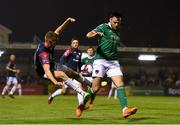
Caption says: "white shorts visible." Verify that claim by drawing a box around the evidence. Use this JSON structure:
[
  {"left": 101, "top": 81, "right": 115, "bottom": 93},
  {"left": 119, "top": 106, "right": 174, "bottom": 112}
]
[
  {"left": 6, "top": 77, "right": 18, "bottom": 86},
  {"left": 92, "top": 59, "right": 123, "bottom": 78}
]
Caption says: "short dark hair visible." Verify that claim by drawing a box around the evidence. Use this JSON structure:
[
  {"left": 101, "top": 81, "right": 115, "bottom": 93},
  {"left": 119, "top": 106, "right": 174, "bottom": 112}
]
[
  {"left": 87, "top": 46, "right": 94, "bottom": 50},
  {"left": 45, "top": 31, "right": 59, "bottom": 42},
  {"left": 109, "top": 12, "right": 122, "bottom": 19},
  {"left": 71, "top": 37, "right": 80, "bottom": 43}
]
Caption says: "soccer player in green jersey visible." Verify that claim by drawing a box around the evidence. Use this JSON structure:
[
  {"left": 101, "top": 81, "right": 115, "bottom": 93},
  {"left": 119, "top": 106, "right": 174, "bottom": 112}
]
[
  {"left": 86, "top": 12, "right": 137, "bottom": 118},
  {"left": 82, "top": 46, "right": 95, "bottom": 66},
  {"left": 81, "top": 46, "right": 95, "bottom": 84}
]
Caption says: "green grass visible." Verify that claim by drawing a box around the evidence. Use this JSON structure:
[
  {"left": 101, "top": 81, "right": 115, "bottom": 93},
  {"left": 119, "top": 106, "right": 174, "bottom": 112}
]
[{"left": 0, "top": 95, "right": 180, "bottom": 124}]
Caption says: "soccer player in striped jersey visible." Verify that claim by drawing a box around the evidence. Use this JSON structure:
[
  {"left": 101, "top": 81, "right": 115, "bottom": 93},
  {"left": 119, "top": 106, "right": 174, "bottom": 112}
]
[
  {"left": 34, "top": 17, "right": 91, "bottom": 104},
  {"left": 1, "top": 54, "right": 20, "bottom": 98}
]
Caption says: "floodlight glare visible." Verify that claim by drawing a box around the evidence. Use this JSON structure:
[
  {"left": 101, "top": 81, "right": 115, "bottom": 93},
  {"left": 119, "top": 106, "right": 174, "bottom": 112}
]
[{"left": 138, "top": 54, "right": 157, "bottom": 61}]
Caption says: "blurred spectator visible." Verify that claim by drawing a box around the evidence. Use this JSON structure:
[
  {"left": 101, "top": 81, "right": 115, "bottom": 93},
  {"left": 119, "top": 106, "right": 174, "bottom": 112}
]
[{"left": 175, "top": 75, "right": 180, "bottom": 87}]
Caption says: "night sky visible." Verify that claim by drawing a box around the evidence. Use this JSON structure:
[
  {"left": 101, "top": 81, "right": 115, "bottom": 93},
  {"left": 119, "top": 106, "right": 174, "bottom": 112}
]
[{"left": 0, "top": 0, "right": 180, "bottom": 47}]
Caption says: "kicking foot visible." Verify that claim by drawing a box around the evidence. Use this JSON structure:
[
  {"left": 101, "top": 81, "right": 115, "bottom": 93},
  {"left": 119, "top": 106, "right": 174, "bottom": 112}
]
[
  {"left": 76, "top": 105, "right": 86, "bottom": 117},
  {"left": 123, "top": 107, "right": 137, "bottom": 118}
]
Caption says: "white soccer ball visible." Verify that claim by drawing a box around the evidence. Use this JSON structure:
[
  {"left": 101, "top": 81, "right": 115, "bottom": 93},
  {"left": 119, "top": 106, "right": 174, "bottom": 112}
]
[{"left": 80, "top": 64, "right": 93, "bottom": 76}]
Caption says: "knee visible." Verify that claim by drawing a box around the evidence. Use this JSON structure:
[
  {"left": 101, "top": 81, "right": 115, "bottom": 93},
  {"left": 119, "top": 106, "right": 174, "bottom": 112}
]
[
  {"left": 5, "top": 84, "right": 10, "bottom": 88},
  {"left": 116, "top": 81, "right": 124, "bottom": 87},
  {"left": 55, "top": 71, "right": 68, "bottom": 81},
  {"left": 93, "top": 86, "right": 100, "bottom": 93}
]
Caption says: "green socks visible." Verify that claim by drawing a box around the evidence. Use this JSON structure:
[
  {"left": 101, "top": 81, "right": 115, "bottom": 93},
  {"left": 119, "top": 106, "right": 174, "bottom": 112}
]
[
  {"left": 117, "top": 87, "right": 128, "bottom": 109},
  {"left": 83, "top": 87, "right": 94, "bottom": 105}
]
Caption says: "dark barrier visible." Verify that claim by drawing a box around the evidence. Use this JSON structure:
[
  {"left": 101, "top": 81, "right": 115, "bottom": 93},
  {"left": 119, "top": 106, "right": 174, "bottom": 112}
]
[
  {"left": 133, "top": 88, "right": 164, "bottom": 96},
  {"left": 164, "top": 87, "right": 180, "bottom": 96},
  {"left": 21, "top": 84, "right": 46, "bottom": 95}
]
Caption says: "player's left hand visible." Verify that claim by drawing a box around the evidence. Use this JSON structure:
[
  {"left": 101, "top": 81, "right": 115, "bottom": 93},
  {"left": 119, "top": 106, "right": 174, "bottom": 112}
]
[
  {"left": 97, "top": 32, "right": 104, "bottom": 37},
  {"left": 57, "top": 81, "right": 63, "bottom": 86}
]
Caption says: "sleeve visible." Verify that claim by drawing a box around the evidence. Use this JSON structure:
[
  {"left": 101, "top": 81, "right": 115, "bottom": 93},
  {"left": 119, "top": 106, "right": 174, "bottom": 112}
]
[
  {"left": 93, "top": 24, "right": 104, "bottom": 33},
  {"left": 6, "top": 61, "right": 11, "bottom": 67},
  {"left": 38, "top": 52, "right": 50, "bottom": 65},
  {"left": 63, "top": 49, "right": 72, "bottom": 57},
  {"left": 60, "top": 49, "right": 72, "bottom": 64}
]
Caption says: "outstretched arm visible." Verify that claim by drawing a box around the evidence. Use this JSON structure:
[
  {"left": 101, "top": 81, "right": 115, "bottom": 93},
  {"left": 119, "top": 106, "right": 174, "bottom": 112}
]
[
  {"left": 86, "top": 30, "right": 104, "bottom": 39},
  {"left": 54, "top": 17, "right": 76, "bottom": 35}
]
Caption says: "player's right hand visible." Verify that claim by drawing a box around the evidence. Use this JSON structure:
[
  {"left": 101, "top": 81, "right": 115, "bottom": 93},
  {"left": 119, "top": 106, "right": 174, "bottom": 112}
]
[{"left": 67, "top": 17, "right": 76, "bottom": 22}]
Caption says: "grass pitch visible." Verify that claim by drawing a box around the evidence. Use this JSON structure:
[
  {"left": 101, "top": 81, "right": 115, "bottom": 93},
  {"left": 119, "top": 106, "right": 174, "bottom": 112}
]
[{"left": 0, "top": 95, "right": 180, "bottom": 124}]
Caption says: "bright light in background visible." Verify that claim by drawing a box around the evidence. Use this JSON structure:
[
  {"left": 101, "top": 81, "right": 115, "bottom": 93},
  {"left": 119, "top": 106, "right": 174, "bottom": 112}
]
[
  {"left": 0, "top": 50, "right": 5, "bottom": 57},
  {"left": 138, "top": 54, "right": 158, "bottom": 61}
]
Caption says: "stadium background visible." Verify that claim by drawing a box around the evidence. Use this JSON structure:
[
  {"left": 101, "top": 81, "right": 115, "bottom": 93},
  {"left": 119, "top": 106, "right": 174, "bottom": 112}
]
[
  {"left": 0, "top": 0, "right": 180, "bottom": 124},
  {"left": 0, "top": 0, "right": 180, "bottom": 96}
]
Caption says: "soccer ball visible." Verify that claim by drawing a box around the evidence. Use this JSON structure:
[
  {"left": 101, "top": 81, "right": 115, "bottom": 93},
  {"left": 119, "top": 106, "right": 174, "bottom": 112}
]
[{"left": 80, "top": 64, "right": 93, "bottom": 76}]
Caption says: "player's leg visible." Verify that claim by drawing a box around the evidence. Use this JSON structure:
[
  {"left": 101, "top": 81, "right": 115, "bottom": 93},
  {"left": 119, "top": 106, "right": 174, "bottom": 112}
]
[
  {"left": 1, "top": 77, "right": 11, "bottom": 98},
  {"left": 48, "top": 82, "right": 68, "bottom": 104},
  {"left": 48, "top": 88, "right": 62, "bottom": 104},
  {"left": 76, "top": 59, "right": 106, "bottom": 117},
  {"left": 111, "top": 82, "right": 117, "bottom": 99},
  {"left": 87, "top": 77, "right": 101, "bottom": 104},
  {"left": 76, "top": 82, "right": 84, "bottom": 105},
  {"left": 17, "top": 84, "right": 22, "bottom": 96},
  {"left": 76, "top": 77, "right": 101, "bottom": 117},
  {"left": 111, "top": 75, "right": 137, "bottom": 118},
  {"left": 75, "top": 81, "right": 87, "bottom": 117},
  {"left": 76, "top": 77, "right": 94, "bottom": 117},
  {"left": 114, "top": 88, "right": 117, "bottom": 99},
  {"left": 107, "top": 61, "right": 137, "bottom": 118},
  {"left": 86, "top": 59, "right": 106, "bottom": 106},
  {"left": 60, "top": 65, "right": 91, "bottom": 86},
  {"left": 54, "top": 71, "right": 90, "bottom": 99},
  {"left": 48, "top": 83, "right": 68, "bottom": 104},
  {"left": 9, "top": 77, "right": 18, "bottom": 98},
  {"left": 108, "top": 87, "right": 113, "bottom": 99},
  {"left": 85, "top": 77, "right": 94, "bottom": 107}
]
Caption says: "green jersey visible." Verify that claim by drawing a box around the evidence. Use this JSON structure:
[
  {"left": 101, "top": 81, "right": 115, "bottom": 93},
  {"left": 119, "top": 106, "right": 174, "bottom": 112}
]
[
  {"left": 82, "top": 56, "right": 95, "bottom": 65},
  {"left": 94, "top": 23, "right": 120, "bottom": 60}
]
